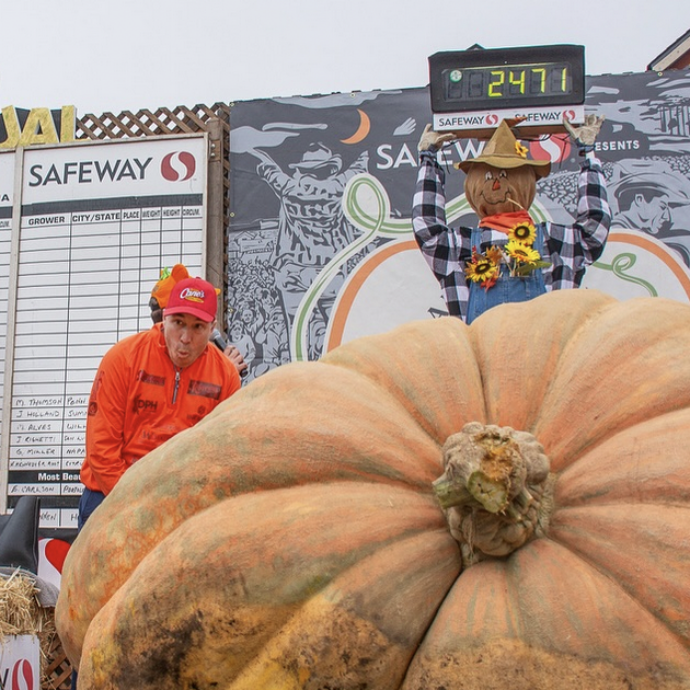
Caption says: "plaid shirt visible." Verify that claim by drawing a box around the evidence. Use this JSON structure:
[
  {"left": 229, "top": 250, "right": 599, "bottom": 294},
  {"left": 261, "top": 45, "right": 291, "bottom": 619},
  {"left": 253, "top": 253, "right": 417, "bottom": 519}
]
[{"left": 412, "top": 150, "right": 612, "bottom": 319}]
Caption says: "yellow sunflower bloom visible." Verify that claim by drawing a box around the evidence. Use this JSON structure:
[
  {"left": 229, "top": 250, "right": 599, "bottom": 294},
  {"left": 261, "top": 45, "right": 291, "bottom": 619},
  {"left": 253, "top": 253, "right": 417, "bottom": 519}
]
[
  {"left": 508, "top": 222, "right": 537, "bottom": 245},
  {"left": 466, "top": 257, "right": 500, "bottom": 283},
  {"left": 515, "top": 141, "right": 528, "bottom": 158},
  {"left": 505, "top": 240, "right": 540, "bottom": 264}
]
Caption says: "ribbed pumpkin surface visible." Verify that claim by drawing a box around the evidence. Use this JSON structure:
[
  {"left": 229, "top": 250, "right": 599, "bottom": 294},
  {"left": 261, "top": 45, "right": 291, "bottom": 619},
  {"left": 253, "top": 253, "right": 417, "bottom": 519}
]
[{"left": 56, "top": 289, "right": 690, "bottom": 689}]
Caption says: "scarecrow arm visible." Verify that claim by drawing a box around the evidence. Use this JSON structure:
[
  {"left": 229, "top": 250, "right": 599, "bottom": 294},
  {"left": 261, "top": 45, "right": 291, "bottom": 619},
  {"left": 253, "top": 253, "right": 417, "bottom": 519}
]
[
  {"left": 412, "top": 146, "right": 470, "bottom": 318},
  {"left": 417, "top": 124, "right": 457, "bottom": 152},
  {"left": 563, "top": 114, "right": 605, "bottom": 153}
]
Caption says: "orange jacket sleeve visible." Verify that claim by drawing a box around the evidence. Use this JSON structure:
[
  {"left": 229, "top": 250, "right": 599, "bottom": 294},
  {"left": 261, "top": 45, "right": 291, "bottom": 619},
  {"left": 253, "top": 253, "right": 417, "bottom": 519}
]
[{"left": 81, "top": 336, "right": 133, "bottom": 495}]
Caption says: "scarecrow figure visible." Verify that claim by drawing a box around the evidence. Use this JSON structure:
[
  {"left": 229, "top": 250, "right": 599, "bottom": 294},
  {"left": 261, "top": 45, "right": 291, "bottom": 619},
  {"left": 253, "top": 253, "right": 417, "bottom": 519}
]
[{"left": 412, "top": 116, "right": 611, "bottom": 323}]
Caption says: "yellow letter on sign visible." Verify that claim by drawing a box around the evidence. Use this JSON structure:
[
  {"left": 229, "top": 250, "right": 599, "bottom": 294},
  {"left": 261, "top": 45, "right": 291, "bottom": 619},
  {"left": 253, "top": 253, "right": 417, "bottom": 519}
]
[
  {"left": 1, "top": 105, "right": 76, "bottom": 148},
  {"left": 18, "top": 108, "right": 59, "bottom": 146},
  {"left": 60, "top": 105, "right": 76, "bottom": 143},
  {"left": 0, "top": 106, "right": 21, "bottom": 148}
]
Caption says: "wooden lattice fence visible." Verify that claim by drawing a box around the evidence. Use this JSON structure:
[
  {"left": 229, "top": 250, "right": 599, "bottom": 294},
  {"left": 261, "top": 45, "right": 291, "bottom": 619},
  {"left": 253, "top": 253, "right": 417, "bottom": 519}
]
[
  {"left": 76, "top": 103, "right": 230, "bottom": 140},
  {"left": 41, "top": 609, "right": 72, "bottom": 690}
]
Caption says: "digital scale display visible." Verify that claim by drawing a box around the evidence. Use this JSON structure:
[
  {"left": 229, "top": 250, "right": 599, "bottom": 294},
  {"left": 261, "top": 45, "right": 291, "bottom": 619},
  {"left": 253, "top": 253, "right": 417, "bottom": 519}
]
[
  {"left": 430, "top": 45, "right": 584, "bottom": 112},
  {"left": 429, "top": 45, "right": 585, "bottom": 138},
  {"left": 444, "top": 60, "right": 574, "bottom": 107}
]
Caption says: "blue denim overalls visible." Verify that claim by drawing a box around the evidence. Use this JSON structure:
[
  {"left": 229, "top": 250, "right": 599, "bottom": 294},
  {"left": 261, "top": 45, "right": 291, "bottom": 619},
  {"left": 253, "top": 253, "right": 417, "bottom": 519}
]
[{"left": 466, "top": 224, "right": 546, "bottom": 325}]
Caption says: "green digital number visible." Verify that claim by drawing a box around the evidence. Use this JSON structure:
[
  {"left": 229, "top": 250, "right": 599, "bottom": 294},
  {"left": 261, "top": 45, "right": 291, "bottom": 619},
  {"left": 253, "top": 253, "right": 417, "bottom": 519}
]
[
  {"left": 531, "top": 68, "right": 546, "bottom": 93},
  {"left": 488, "top": 70, "right": 505, "bottom": 97},
  {"left": 509, "top": 69, "right": 526, "bottom": 94}
]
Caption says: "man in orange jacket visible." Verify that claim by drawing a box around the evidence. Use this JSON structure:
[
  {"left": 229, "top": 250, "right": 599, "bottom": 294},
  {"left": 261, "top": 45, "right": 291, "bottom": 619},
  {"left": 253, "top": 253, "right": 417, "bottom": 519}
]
[{"left": 78, "top": 275, "right": 242, "bottom": 528}]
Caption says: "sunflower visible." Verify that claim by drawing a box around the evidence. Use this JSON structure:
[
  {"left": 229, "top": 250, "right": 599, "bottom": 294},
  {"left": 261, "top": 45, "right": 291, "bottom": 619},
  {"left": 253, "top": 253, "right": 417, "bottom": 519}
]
[
  {"left": 515, "top": 141, "right": 529, "bottom": 158},
  {"left": 505, "top": 240, "right": 541, "bottom": 264},
  {"left": 466, "top": 254, "right": 500, "bottom": 284},
  {"left": 507, "top": 222, "right": 537, "bottom": 245}
]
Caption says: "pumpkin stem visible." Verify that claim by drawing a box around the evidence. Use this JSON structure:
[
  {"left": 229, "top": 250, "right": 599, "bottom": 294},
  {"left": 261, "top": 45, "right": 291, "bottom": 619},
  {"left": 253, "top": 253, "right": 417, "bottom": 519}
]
[{"left": 432, "top": 422, "right": 555, "bottom": 567}]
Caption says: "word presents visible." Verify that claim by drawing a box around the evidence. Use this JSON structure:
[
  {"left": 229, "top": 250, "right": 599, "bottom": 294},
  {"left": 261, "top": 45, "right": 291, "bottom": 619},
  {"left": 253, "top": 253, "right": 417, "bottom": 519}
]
[{"left": 0, "top": 105, "right": 76, "bottom": 149}]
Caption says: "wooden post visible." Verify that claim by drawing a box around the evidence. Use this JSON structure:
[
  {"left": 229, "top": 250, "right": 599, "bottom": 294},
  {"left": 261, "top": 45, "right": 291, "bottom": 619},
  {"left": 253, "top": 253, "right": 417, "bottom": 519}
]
[{"left": 205, "top": 117, "right": 227, "bottom": 327}]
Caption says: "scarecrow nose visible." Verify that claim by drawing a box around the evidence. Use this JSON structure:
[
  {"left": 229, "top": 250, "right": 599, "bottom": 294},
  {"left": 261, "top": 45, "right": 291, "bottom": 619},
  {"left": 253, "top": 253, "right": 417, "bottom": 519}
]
[{"left": 492, "top": 178, "right": 501, "bottom": 191}]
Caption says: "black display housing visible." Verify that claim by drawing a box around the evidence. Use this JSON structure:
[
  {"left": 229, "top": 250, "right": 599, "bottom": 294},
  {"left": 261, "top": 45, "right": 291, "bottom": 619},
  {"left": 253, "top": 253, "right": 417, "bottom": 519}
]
[{"left": 429, "top": 44, "right": 585, "bottom": 113}]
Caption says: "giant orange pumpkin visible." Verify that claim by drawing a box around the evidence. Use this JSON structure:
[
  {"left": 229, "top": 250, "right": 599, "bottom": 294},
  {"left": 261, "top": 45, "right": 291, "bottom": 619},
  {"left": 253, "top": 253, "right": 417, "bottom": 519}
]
[{"left": 56, "top": 289, "right": 690, "bottom": 689}]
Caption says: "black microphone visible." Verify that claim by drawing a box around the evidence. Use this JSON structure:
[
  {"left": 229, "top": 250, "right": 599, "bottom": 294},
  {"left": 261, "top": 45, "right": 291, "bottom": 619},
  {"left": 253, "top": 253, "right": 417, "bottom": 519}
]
[
  {"left": 210, "top": 328, "right": 228, "bottom": 351},
  {"left": 211, "top": 329, "right": 248, "bottom": 378}
]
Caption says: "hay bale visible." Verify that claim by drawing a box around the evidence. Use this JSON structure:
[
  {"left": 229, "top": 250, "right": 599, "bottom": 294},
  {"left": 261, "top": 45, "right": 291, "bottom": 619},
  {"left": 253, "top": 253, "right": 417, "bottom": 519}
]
[
  {"left": 0, "top": 568, "right": 42, "bottom": 636},
  {"left": 0, "top": 568, "right": 65, "bottom": 688}
]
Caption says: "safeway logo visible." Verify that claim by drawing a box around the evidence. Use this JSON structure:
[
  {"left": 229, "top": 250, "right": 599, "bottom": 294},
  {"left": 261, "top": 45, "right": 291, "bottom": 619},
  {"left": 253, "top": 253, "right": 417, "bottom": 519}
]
[
  {"left": 161, "top": 151, "right": 196, "bottom": 182},
  {"left": 529, "top": 135, "right": 571, "bottom": 164},
  {"left": 0, "top": 659, "right": 34, "bottom": 690}
]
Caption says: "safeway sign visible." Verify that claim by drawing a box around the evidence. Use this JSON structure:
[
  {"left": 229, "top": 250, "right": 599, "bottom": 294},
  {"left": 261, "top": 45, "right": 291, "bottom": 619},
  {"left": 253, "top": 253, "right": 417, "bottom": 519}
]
[
  {"left": 0, "top": 636, "right": 39, "bottom": 690},
  {"left": 432, "top": 104, "right": 586, "bottom": 137}
]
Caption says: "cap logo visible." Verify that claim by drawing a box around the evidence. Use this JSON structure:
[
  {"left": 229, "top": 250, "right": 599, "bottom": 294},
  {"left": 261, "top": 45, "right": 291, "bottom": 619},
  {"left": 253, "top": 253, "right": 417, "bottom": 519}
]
[{"left": 179, "top": 286, "right": 205, "bottom": 303}]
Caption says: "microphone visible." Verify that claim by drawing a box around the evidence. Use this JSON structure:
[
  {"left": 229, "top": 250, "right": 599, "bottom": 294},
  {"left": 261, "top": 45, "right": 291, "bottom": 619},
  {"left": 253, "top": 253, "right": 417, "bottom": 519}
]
[{"left": 210, "top": 328, "right": 228, "bottom": 351}]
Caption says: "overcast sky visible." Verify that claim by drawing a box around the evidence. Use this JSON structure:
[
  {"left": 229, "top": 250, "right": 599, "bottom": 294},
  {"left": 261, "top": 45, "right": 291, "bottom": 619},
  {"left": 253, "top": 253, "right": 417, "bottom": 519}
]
[{"left": 2, "top": 0, "right": 689, "bottom": 115}]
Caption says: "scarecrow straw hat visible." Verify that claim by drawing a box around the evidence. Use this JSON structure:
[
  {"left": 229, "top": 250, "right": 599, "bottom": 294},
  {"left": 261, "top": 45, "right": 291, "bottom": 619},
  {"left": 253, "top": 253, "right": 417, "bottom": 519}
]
[{"left": 455, "top": 120, "right": 551, "bottom": 178}]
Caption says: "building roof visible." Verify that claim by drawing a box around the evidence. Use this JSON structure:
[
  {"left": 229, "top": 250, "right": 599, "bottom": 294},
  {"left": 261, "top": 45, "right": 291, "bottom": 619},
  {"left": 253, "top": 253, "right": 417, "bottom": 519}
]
[{"left": 647, "top": 28, "right": 690, "bottom": 71}]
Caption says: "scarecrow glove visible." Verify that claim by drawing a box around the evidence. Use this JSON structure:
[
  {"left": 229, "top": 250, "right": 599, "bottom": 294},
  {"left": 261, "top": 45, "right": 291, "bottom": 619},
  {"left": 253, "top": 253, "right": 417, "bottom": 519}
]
[
  {"left": 418, "top": 124, "right": 457, "bottom": 152},
  {"left": 563, "top": 114, "right": 605, "bottom": 153}
]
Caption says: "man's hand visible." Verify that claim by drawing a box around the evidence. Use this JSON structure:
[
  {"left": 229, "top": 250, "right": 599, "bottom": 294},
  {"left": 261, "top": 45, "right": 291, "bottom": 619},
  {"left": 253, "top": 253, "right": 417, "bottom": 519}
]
[
  {"left": 224, "top": 344, "right": 248, "bottom": 378},
  {"left": 418, "top": 124, "right": 457, "bottom": 152},
  {"left": 563, "top": 114, "right": 605, "bottom": 147}
]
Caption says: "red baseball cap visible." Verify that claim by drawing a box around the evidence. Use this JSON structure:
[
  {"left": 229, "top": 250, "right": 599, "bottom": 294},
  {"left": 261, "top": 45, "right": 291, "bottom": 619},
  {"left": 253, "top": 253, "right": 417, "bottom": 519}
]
[{"left": 163, "top": 277, "right": 218, "bottom": 323}]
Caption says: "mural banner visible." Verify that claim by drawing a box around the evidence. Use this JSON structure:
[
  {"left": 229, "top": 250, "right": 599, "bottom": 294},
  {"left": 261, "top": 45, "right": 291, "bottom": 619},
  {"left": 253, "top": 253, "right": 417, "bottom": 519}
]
[{"left": 228, "top": 70, "right": 690, "bottom": 379}]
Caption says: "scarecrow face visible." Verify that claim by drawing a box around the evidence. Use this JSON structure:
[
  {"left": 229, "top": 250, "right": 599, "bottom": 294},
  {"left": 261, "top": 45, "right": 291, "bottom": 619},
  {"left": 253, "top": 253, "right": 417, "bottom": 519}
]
[
  {"left": 464, "top": 163, "right": 537, "bottom": 218},
  {"left": 290, "top": 144, "right": 343, "bottom": 180}
]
